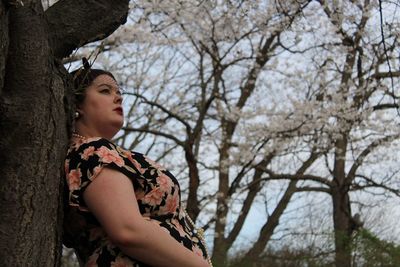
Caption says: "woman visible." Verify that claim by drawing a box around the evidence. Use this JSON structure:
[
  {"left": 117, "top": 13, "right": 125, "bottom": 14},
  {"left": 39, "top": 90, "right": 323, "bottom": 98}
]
[{"left": 63, "top": 59, "right": 212, "bottom": 267}]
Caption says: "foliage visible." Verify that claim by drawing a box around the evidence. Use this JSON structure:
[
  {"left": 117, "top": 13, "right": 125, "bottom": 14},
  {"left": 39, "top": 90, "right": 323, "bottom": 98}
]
[
  {"left": 352, "top": 229, "right": 400, "bottom": 267},
  {"left": 229, "top": 245, "right": 334, "bottom": 267},
  {"left": 228, "top": 229, "right": 400, "bottom": 267}
]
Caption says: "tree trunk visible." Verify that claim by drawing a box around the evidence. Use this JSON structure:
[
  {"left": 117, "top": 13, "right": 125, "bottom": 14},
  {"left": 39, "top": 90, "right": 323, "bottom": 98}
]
[
  {"left": 332, "top": 185, "right": 353, "bottom": 267},
  {"left": 0, "top": 1, "right": 129, "bottom": 266},
  {"left": 0, "top": 0, "right": 7, "bottom": 94},
  {"left": 0, "top": 1, "right": 66, "bottom": 266},
  {"left": 212, "top": 134, "right": 231, "bottom": 267},
  {"left": 332, "top": 136, "right": 352, "bottom": 267},
  {"left": 185, "top": 142, "right": 201, "bottom": 220}
]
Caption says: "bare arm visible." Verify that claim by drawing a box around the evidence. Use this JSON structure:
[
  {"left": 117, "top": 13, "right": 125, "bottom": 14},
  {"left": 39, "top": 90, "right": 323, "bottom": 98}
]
[{"left": 83, "top": 167, "right": 209, "bottom": 267}]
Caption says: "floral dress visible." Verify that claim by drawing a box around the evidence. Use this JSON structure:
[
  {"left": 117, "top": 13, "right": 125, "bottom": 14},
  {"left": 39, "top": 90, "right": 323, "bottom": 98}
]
[{"left": 63, "top": 137, "right": 209, "bottom": 266}]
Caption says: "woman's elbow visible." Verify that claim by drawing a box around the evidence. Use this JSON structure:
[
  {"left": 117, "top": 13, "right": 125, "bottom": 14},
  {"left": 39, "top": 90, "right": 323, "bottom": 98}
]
[{"left": 108, "top": 224, "right": 144, "bottom": 248}]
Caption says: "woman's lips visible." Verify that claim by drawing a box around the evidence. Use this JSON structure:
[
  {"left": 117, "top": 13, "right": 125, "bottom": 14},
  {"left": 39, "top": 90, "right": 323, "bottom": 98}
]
[{"left": 114, "top": 107, "right": 123, "bottom": 115}]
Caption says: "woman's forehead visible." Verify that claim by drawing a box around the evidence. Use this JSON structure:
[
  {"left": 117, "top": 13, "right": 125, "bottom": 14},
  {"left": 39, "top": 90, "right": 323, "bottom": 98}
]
[{"left": 92, "top": 74, "right": 118, "bottom": 86}]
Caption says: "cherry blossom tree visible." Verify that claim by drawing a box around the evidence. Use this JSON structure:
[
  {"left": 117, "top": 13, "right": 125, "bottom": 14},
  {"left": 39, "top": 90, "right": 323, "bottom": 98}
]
[{"left": 259, "top": 1, "right": 400, "bottom": 266}]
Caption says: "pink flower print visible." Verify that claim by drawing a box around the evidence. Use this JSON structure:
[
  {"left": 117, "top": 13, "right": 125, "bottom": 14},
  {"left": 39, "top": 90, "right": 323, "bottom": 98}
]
[
  {"left": 165, "top": 191, "right": 179, "bottom": 214},
  {"left": 120, "top": 149, "right": 131, "bottom": 159},
  {"left": 82, "top": 146, "right": 95, "bottom": 160},
  {"left": 143, "top": 187, "right": 164, "bottom": 206},
  {"left": 144, "top": 156, "right": 165, "bottom": 170},
  {"left": 110, "top": 256, "right": 134, "bottom": 267},
  {"left": 95, "top": 146, "right": 124, "bottom": 167},
  {"left": 129, "top": 155, "right": 147, "bottom": 174},
  {"left": 85, "top": 252, "right": 99, "bottom": 267},
  {"left": 156, "top": 174, "right": 172, "bottom": 192},
  {"left": 135, "top": 189, "right": 145, "bottom": 201},
  {"left": 172, "top": 219, "right": 187, "bottom": 237},
  {"left": 67, "top": 169, "right": 81, "bottom": 191}
]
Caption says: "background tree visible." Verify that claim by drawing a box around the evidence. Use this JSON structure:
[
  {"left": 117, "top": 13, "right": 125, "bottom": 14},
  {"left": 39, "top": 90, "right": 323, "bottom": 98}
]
[
  {"left": 0, "top": 1, "right": 129, "bottom": 266},
  {"left": 257, "top": 1, "right": 400, "bottom": 266}
]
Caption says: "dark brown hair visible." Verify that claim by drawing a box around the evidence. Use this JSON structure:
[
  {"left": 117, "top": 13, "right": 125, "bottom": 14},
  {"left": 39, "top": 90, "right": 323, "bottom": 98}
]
[{"left": 70, "top": 58, "right": 116, "bottom": 104}]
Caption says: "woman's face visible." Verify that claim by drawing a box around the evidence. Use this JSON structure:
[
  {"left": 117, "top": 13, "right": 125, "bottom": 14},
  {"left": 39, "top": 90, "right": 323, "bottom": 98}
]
[{"left": 77, "top": 74, "right": 124, "bottom": 138}]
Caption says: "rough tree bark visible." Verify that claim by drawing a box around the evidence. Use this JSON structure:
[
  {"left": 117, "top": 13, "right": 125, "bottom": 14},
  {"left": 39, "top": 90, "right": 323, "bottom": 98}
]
[{"left": 0, "top": 0, "right": 129, "bottom": 266}]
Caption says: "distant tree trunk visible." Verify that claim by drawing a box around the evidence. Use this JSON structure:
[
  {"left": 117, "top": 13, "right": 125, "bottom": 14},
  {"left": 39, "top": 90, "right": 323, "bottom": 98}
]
[
  {"left": 332, "top": 136, "right": 352, "bottom": 267},
  {"left": 332, "top": 185, "right": 353, "bottom": 267},
  {"left": 0, "top": 1, "right": 129, "bottom": 266},
  {"left": 185, "top": 142, "right": 201, "bottom": 220}
]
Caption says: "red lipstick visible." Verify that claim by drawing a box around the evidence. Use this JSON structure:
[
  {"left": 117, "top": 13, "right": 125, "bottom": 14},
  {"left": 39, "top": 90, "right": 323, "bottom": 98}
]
[{"left": 114, "top": 107, "right": 123, "bottom": 115}]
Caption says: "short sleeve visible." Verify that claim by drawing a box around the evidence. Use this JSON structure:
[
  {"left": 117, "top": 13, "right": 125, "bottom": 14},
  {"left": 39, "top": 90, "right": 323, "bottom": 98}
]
[{"left": 65, "top": 138, "right": 142, "bottom": 210}]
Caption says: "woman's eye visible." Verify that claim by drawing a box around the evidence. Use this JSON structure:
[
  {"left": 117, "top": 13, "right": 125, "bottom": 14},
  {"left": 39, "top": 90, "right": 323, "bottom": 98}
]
[{"left": 100, "top": 88, "right": 111, "bottom": 94}]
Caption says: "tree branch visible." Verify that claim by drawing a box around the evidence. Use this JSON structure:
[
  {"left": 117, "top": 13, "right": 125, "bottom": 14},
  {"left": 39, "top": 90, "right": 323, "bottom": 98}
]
[
  {"left": 128, "top": 92, "right": 192, "bottom": 131},
  {"left": 297, "top": 186, "right": 331, "bottom": 194},
  {"left": 122, "top": 126, "right": 185, "bottom": 147},
  {"left": 351, "top": 175, "right": 400, "bottom": 197},
  {"left": 370, "top": 71, "right": 400, "bottom": 79},
  {"left": 45, "top": 0, "right": 129, "bottom": 59},
  {"left": 225, "top": 154, "right": 274, "bottom": 246},
  {"left": 373, "top": 103, "right": 399, "bottom": 110},
  {"left": 346, "top": 134, "right": 400, "bottom": 181},
  {"left": 258, "top": 169, "right": 332, "bottom": 187}
]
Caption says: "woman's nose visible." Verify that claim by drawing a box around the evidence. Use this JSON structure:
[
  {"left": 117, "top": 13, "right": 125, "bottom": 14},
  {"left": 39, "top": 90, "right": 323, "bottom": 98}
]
[{"left": 114, "top": 92, "right": 123, "bottom": 104}]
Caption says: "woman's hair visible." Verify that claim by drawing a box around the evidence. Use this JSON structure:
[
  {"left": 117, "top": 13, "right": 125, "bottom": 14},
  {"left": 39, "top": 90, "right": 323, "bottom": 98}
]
[{"left": 70, "top": 58, "right": 116, "bottom": 104}]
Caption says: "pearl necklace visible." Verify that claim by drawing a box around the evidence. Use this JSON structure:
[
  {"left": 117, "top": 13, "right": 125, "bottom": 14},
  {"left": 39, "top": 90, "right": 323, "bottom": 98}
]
[
  {"left": 72, "top": 132, "right": 87, "bottom": 141},
  {"left": 184, "top": 210, "right": 213, "bottom": 267}
]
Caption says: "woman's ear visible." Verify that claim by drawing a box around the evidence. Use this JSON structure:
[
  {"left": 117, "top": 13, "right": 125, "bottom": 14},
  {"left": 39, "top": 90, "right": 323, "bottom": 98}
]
[
  {"left": 75, "top": 103, "right": 84, "bottom": 118},
  {"left": 75, "top": 106, "right": 83, "bottom": 115}
]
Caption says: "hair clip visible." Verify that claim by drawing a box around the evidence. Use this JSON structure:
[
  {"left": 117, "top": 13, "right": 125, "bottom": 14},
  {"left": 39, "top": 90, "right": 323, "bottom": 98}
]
[
  {"left": 72, "top": 57, "right": 91, "bottom": 82},
  {"left": 82, "top": 57, "right": 91, "bottom": 70}
]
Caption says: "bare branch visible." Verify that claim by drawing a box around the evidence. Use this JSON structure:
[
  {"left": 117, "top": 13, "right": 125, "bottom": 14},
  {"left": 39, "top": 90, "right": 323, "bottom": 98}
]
[
  {"left": 373, "top": 103, "right": 399, "bottom": 110},
  {"left": 258, "top": 169, "right": 332, "bottom": 187},
  {"left": 297, "top": 186, "right": 331, "bottom": 194},
  {"left": 370, "top": 71, "right": 400, "bottom": 79},
  {"left": 123, "top": 126, "right": 185, "bottom": 147},
  {"left": 347, "top": 134, "right": 400, "bottom": 181},
  {"left": 126, "top": 92, "right": 192, "bottom": 131},
  {"left": 351, "top": 175, "right": 400, "bottom": 197}
]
